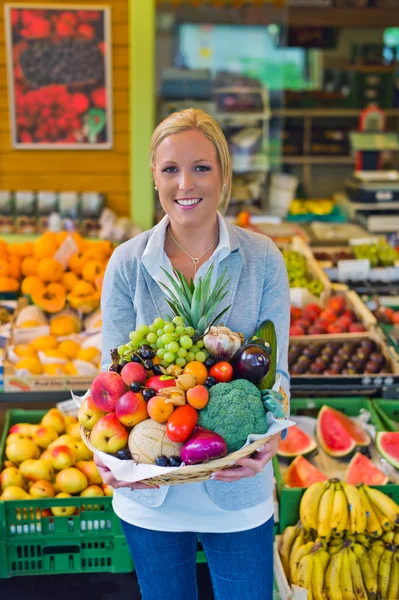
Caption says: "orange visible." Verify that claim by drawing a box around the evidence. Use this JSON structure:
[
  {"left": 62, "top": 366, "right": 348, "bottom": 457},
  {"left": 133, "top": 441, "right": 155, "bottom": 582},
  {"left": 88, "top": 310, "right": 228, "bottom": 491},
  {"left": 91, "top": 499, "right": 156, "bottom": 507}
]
[
  {"left": 183, "top": 361, "right": 208, "bottom": 386},
  {"left": 37, "top": 257, "right": 64, "bottom": 282},
  {"left": 34, "top": 232, "right": 58, "bottom": 259},
  {"left": 30, "top": 335, "right": 58, "bottom": 352},
  {"left": 21, "top": 256, "right": 39, "bottom": 277},
  {"left": 186, "top": 385, "right": 209, "bottom": 410},
  {"left": 62, "top": 271, "right": 79, "bottom": 292},
  {"left": 21, "top": 275, "right": 45, "bottom": 297},
  {"left": 58, "top": 340, "right": 80, "bottom": 360}
]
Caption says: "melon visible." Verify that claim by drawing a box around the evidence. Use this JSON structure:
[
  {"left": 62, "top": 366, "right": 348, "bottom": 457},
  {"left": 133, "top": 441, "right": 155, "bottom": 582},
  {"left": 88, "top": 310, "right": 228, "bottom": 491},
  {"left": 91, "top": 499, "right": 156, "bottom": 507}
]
[
  {"left": 316, "top": 405, "right": 370, "bottom": 458},
  {"left": 376, "top": 432, "right": 399, "bottom": 469},
  {"left": 345, "top": 452, "right": 388, "bottom": 486},
  {"left": 128, "top": 420, "right": 182, "bottom": 465},
  {"left": 277, "top": 425, "right": 317, "bottom": 459},
  {"left": 286, "top": 455, "right": 327, "bottom": 488}
]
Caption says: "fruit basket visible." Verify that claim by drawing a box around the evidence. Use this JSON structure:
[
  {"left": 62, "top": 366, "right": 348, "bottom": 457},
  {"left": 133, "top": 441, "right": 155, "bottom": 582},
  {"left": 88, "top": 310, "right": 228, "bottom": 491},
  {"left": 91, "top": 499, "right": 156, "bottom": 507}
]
[
  {"left": 0, "top": 409, "right": 133, "bottom": 578},
  {"left": 289, "top": 330, "right": 399, "bottom": 394}
]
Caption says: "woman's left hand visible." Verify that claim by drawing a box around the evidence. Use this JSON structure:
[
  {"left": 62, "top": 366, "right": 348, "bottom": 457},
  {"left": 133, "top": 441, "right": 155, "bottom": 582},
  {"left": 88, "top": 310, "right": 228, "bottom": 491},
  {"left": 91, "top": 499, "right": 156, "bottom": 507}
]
[{"left": 211, "top": 432, "right": 281, "bottom": 483}]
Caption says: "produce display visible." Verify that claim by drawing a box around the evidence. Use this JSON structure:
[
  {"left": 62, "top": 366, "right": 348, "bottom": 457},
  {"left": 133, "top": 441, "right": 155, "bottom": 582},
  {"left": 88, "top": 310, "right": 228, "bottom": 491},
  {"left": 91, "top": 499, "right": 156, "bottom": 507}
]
[
  {"left": 314, "top": 242, "right": 399, "bottom": 267},
  {"left": 290, "top": 294, "right": 367, "bottom": 336},
  {"left": 78, "top": 265, "right": 288, "bottom": 476},
  {"left": 282, "top": 249, "right": 324, "bottom": 297},
  {"left": 278, "top": 481, "right": 399, "bottom": 600},
  {"left": 289, "top": 338, "right": 390, "bottom": 376},
  {"left": 0, "top": 408, "right": 112, "bottom": 505}
]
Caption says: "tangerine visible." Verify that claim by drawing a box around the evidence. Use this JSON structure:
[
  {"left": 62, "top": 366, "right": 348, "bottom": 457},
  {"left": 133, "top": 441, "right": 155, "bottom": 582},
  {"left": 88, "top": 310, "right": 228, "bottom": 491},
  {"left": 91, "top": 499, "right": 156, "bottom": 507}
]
[{"left": 183, "top": 361, "right": 208, "bottom": 386}]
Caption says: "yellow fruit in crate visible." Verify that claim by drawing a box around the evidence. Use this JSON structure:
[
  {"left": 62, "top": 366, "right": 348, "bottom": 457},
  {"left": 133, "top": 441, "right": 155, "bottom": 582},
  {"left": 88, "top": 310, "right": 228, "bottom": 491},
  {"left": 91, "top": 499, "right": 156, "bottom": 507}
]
[
  {"left": 37, "top": 257, "right": 64, "bottom": 283},
  {"left": 15, "top": 356, "right": 43, "bottom": 375},
  {"left": 8, "top": 423, "right": 36, "bottom": 437},
  {"left": 21, "top": 256, "right": 39, "bottom": 277},
  {"left": 64, "top": 415, "right": 78, "bottom": 426},
  {"left": 6, "top": 433, "right": 29, "bottom": 445},
  {"left": 3, "top": 461, "right": 17, "bottom": 469},
  {"left": 34, "top": 232, "right": 58, "bottom": 259},
  {"left": 41, "top": 409, "right": 66, "bottom": 434},
  {"left": 40, "top": 348, "right": 68, "bottom": 362},
  {"left": 76, "top": 347, "right": 99, "bottom": 363},
  {"left": 30, "top": 480, "right": 55, "bottom": 499},
  {"left": 66, "top": 422, "right": 81, "bottom": 440},
  {"left": 71, "top": 440, "right": 93, "bottom": 461},
  {"left": 6, "top": 439, "right": 40, "bottom": 463},
  {"left": 21, "top": 275, "right": 45, "bottom": 297},
  {"left": 1, "top": 486, "right": 31, "bottom": 500},
  {"left": 48, "top": 434, "right": 76, "bottom": 450},
  {"left": 32, "top": 425, "right": 59, "bottom": 449},
  {"left": 64, "top": 361, "right": 79, "bottom": 375},
  {"left": 0, "top": 467, "right": 25, "bottom": 492},
  {"left": 51, "top": 492, "right": 75, "bottom": 516},
  {"left": 32, "top": 284, "right": 66, "bottom": 314},
  {"left": 68, "top": 253, "right": 86, "bottom": 276},
  {"left": 61, "top": 271, "right": 79, "bottom": 292},
  {"left": 20, "top": 458, "right": 54, "bottom": 482},
  {"left": 30, "top": 335, "right": 58, "bottom": 351},
  {"left": 102, "top": 484, "right": 113, "bottom": 497},
  {"left": 50, "top": 445, "right": 77, "bottom": 470},
  {"left": 56, "top": 467, "right": 88, "bottom": 494},
  {"left": 40, "top": 449, "right": 53, "bottom": 462},
  {"left": 80, "top": 485, "right": 104, "bottom": 497},
  {"left": 13, "top": 344, "right": 38, "bottom": 358},
  {"left": 43, "top": 364, "right": 66, "bottom": 376},
  {"left": 50, "top": 315, "right": 80, "bottom": 337},
  {"left": 0, "top": 276, "right": 19, "bottom": 292},
  {"left": 82, "top": 260, "right": 105, "bottom": 283},
  {"left": 75, "top": 461, "right": 102, "bottom": 485}
]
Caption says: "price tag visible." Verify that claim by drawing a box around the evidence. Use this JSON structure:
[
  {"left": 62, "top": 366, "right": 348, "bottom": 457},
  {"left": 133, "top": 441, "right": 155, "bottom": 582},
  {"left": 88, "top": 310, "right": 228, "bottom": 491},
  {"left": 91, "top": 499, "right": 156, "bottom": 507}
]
[
  {"left": 338, "top": 259, "right": 370, "bottom": 282},
  {"left": 349, "top": 237, "right": 379, "bottom": 247},
  {"left": 54, "top": 237, "right": 78, "bottom": 268}
]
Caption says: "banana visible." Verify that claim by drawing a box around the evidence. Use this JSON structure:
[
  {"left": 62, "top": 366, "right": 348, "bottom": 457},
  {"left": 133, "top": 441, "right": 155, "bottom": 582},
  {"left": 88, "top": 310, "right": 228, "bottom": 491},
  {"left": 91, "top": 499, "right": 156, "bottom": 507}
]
[
  {"left": 354, "top": 533, "right": 369, "bottom": 546},
  {"left": 312, "top": 550, "right": 329, "bottom": 600},
  {"left": 318, "top": 483, "right": 336, "bottom": 539},
  {"left": 369, "top": 543, "right": 385, "bottom": 576},
  {"left": 326, "top": 551, "right": 344, "bottom": 600},
  {"left": 290, "top": 540, "right": 314, "bottom": 586},
  {"left": 278, "top": 524, "right": 299, "bottom": 581},
  {"left": 364, "top": 486, "right": 399, "bottom": 528},
  {"left": 348, "top": 547, "right": 367, "bottom": 600},
  {"left": 329, "top": 545, "right": 343, "bottom": 557},
  {"left": 331, "top": 538, "right": 344, "bottom": 548},
  {"left": 341, "top": 549, "right": 355, "bottom": 600},
  {"left": 394, "top": 531, "right": 399, "bottom": 546},
  {"left": 358, "top": 485, "right": 383, "bottom": 537},
  {"left": 342, "top": 483, "right": 365, "bottom": 535},
  {"left": 352, "top": 543, "right": 378, "bottom": 598},
  {"left": 297, "top": 554, "right": 314, "bottom": 599},
  {"left": 387, "top": 551, "right": 399, "bottom": 600},
  {"left": 331, "top": 483, "right": 349, "bottom": 535},
  {"left": 382, "top": 531, "right": 395, "bottom": 544},
  {"left": 378, "top": 547, "right": 394, "bottom": 600},
  {"left": 372, "top": 502, "right": 395, "bottom": 532},
  {"left": 288, "top": 529, "right": 305, "bottom": 583},
  {"left": 300, "top": 482, "right": 327, "bottom": 532}
]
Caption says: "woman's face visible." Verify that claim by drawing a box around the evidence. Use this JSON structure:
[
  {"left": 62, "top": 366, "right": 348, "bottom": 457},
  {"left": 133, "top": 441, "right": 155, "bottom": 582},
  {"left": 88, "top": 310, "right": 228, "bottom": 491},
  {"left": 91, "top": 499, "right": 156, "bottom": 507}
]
[{"left": 153, "top": 129, "right": 223, "bottom": 229}]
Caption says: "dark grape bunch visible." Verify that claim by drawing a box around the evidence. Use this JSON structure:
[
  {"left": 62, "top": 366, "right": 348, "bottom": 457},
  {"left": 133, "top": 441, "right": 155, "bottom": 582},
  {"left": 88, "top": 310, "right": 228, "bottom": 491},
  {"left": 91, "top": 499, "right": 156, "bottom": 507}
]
[{"left": 20, "top": 39, "right": 104, "bottom": 88}]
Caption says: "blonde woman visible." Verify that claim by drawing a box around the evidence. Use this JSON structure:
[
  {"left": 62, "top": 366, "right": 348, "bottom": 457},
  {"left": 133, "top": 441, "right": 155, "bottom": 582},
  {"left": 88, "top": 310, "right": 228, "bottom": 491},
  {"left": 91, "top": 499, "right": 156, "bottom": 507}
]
[{"left": 96, "top": 109, "right": 290, "bottom": 600}]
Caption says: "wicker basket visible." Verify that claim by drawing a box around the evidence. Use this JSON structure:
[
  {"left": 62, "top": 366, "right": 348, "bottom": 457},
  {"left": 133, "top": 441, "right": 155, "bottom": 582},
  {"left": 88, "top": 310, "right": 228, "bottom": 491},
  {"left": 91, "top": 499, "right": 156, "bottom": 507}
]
[{"left": 81, "top": 425, "right": 274, "bottom": 486}]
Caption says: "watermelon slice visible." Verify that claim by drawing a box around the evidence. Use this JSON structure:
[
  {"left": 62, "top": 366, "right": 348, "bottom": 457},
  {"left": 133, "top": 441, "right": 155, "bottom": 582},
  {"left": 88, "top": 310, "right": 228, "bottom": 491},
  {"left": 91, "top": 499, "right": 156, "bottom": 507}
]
[
  {"left": 345, "top": 452, "right": 388, "bottom": 486},
  {"left": 286, "top": 455, "right": 327, "bottom": 488},
  {"left": 376, "top": 432, "right": 399, "bottom": 469},
  {"left": 316, "top": 405, "right": 371, "bottom": 458},
  {"left": 277, "top": 425, "right": 317, "bottom": 458}
]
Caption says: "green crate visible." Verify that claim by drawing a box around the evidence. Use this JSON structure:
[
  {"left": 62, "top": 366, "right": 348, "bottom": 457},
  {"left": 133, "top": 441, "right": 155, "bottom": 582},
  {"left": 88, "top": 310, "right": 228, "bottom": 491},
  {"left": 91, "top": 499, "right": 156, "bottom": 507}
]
[
  {"left": 274, "top": 397, "right": 387, "bottom": 533},
  {"left": 0, "top": 409, "right": 134, "bottom": 577},
  {"left": 0, "top": 535, "right": 132, "bottom": 578},
  {"left": 370, "top": 400, "right": 399, "bottom": 432}
]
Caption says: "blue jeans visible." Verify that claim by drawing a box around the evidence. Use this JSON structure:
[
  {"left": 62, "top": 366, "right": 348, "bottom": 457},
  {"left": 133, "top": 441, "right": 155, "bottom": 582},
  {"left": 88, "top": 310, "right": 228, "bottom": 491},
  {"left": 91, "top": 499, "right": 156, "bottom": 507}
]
[{"left": 120, "top": 517, "right": 274, "bottom": 600}]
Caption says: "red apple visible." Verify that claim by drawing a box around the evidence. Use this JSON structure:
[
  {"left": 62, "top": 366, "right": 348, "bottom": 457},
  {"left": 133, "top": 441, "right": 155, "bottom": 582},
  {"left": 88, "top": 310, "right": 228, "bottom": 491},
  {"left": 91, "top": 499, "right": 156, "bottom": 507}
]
[
  {"left": 312, "top": 318, "right": 328, "bottom": 334},
  {"left": 78, "top": 396, "right": 106, "bottom": 431},
  {"left": 289, "top": 324, "right": 305, "bottom": 336},
  {"left": 295, "top": 318, "right": 312, "bottom": 331},
  {"left": 302, "top": 303, "right": 322, "bottom": 321},
  {"left": 146, "top": 375, "right": 176, "bottom": 394},
  {"left": 90, "top": 372, "right": 127, "bottom": 412},
  {"left": 90, "top": 413, "right": 129, "bottom": 454},
  {"left": 342, "top": 310, "right": 357, "bottom": 323},
  {"left": 290, "top": 307, "right": 303, "bottom": 321},
  {"left": 327, "top": 323, "right": 346, "bottom": 334},
  {"left": 349, "top": 322, "right": 367, "bottom": 333},
  {"left": 336, "top": 315, "right": 352, "bottom": 329},
  {"left": 392, "top": 311, "right": 399, "bottom": 324},
  {"left": 328, "top": 295, "right": 346, "bottom": 315},
  {"left": 115, "top": 391, "right": 148, "bottom": 427},
  {"left": 319, "top": 308, "right": 337, "bottom": 324},
  {"left": 121, "top": 362, "right": 146, "bottom": 386},
  {"left": 308, "top": 325, "right": 325, "bottom": 335}
]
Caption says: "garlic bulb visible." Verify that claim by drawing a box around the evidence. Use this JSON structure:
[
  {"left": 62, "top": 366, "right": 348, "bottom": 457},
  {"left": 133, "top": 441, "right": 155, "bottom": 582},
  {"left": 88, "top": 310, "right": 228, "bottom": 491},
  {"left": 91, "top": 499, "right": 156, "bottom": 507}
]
[{"left": 203, "top": 326, "right": 244, "bottom": 361}]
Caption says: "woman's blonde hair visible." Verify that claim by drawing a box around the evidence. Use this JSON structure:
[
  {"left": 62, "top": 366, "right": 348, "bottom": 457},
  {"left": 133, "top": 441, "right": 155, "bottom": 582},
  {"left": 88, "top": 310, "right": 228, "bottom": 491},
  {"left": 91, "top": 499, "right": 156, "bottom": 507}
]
[{"left": 150, "top": 108, "right": 232, "bottom": 212}]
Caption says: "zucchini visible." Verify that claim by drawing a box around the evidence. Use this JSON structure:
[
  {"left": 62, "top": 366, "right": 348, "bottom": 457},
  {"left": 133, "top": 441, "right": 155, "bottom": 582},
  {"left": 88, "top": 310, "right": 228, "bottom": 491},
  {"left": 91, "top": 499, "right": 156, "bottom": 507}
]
[{"left": 254, "top": 320, "right": 277, "bottom": 390}]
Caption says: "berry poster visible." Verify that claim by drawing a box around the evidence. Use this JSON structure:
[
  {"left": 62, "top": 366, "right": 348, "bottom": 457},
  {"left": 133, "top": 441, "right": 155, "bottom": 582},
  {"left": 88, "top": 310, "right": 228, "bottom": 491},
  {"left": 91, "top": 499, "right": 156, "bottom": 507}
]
[{"left": 5, "top": 4, "right": 113, "bottom": 149}]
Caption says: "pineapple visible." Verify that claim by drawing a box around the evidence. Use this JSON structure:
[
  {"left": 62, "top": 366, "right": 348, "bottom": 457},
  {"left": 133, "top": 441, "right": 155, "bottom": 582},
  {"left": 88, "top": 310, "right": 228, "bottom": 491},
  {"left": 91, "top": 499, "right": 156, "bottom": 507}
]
[{"left": 159, "top": 265, "right": 231, "bottom": 336}]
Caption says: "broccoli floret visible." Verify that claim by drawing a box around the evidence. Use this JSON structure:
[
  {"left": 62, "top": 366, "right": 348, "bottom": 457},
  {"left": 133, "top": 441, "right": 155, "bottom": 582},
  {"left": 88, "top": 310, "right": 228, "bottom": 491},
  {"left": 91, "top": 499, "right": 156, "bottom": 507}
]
[{"left": 198, "top": 379, "right": 268, "bottom": 453}]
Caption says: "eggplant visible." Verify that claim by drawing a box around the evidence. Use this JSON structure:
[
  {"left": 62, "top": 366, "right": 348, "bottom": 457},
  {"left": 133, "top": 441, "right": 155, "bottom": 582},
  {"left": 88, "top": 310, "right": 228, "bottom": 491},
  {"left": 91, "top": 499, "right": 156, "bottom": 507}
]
[
  {"left": 230, "top": 343, "right": 271, "bottom": 385},
  {"left": 180, "top": 427, "right": 227, "bottom": 465}
]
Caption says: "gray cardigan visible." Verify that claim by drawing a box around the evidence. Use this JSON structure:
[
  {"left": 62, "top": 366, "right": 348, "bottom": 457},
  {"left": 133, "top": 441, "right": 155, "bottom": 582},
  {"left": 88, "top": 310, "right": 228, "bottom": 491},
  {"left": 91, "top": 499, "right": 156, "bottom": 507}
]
[{"left": 101, "top": 221, "right": 290, "bottom": 511}]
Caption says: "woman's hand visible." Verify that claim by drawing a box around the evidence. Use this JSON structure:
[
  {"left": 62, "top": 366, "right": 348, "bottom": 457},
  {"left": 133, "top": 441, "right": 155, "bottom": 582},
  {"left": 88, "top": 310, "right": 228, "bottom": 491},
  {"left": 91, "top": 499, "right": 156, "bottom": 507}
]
[
  {"left": 93, "top": 455, "right": 159, "bottom": 490},
  {"left": 211, "top": 432, "right": 281, "bottom": 483}
]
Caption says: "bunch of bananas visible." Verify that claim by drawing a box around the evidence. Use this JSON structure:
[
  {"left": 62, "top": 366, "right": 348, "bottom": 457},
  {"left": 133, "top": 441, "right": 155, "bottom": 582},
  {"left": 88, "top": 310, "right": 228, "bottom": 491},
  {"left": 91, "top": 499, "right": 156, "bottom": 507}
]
[{"left": 278, "top": 479, "right": 399, "bottom": 599}]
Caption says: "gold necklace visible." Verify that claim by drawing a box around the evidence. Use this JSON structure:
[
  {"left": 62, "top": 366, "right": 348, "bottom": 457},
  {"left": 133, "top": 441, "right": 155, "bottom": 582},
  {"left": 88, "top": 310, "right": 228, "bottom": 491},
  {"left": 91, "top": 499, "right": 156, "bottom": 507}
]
[{"left": 168, "top": 228, "right": 219, "bottom": 275}]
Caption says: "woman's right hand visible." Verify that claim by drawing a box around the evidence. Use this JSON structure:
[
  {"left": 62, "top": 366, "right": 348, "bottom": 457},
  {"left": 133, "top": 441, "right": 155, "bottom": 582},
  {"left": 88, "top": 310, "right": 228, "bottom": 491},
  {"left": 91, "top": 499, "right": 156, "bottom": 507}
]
[{"left": 94, "top": 455, "right": 159, "bottom": 490}]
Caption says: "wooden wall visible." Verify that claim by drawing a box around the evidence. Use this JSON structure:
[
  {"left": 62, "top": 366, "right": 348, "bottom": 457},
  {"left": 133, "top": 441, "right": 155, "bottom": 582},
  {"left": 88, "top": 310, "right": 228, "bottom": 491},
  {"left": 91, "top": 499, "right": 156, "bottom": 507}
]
[{"left": 0, "top": 0, "right": 131, "bottom": 217}]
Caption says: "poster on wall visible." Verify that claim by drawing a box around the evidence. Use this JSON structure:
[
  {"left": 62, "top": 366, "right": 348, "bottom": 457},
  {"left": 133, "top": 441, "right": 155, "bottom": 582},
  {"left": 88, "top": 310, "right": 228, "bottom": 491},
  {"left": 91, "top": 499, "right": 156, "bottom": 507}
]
[{"left": 5, "top": 4, "right": 113, "bottom": 149}]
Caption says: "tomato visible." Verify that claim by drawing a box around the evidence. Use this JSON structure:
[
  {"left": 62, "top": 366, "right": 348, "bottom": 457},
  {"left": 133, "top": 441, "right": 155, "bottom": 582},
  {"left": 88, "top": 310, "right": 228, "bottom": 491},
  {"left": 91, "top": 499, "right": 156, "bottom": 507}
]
[
  {"left": 166, "top": 405, "right": 198, "bottom": 443},
  {"left": 209, "top": 361, "right": 233, "bottom": 383}
]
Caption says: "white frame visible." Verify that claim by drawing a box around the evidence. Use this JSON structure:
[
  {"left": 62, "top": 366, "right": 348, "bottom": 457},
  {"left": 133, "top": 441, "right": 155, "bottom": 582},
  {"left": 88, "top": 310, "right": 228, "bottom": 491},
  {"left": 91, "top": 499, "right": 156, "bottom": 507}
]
[{"left": 4, "top": 3, "right": 113, "bottom": 150}]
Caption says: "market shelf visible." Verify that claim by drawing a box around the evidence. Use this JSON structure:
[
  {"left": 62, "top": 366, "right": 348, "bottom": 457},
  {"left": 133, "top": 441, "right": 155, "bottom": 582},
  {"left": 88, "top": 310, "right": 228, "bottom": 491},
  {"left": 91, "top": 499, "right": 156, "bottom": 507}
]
[
  {"left": 273, "top": 109, "right": 399, "bottom": 118},
  {"left": 283, "top": 156, "right": 355, "bottom": 165},
  {"left": 288, "top": 8, "right": 399, "bottom": 28}
]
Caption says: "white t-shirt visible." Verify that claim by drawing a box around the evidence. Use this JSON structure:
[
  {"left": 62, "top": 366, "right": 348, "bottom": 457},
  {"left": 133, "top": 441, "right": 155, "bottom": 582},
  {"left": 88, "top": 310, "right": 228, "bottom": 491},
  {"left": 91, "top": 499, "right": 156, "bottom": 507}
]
[{"left": 113, "top": 213, "right": 274, "bottom": 532}]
